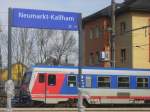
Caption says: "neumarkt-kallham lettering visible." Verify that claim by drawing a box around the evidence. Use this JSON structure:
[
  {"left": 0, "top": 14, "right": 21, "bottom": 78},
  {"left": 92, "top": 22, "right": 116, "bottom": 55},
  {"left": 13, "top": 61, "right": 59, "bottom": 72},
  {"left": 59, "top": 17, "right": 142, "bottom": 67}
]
[{"left": 18, "top": 12, "right": 75, "bottom": 22}]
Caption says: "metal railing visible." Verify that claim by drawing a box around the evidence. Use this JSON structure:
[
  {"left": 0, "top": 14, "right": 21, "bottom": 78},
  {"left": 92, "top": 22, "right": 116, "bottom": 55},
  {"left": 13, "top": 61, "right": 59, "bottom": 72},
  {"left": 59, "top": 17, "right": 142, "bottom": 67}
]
[{"left": 1, "top": 108, "right": 150, "bottom": 112}]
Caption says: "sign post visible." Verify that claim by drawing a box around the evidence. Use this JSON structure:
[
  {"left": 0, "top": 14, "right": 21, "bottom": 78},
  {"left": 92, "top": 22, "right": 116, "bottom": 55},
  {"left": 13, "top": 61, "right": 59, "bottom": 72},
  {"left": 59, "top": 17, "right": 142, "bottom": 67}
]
[
  {"left": 5, "top": 8, "right": 14, "bottom": 112},
  {"left": 8, "top": 8, "right": 12, "bottom": 80},
  {"left": 78, "top": 14, "right": 84, "bottom": 112}
]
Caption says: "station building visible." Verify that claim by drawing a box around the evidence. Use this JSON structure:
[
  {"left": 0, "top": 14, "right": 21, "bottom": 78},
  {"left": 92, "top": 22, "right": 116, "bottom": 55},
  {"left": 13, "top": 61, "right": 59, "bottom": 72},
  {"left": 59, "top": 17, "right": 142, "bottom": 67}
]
[
  {"left": 115, "top": 0, "right": 150, "bottom": 68},
  {"left": 82, "top": 0, "right": 150, "bottom": 69}
]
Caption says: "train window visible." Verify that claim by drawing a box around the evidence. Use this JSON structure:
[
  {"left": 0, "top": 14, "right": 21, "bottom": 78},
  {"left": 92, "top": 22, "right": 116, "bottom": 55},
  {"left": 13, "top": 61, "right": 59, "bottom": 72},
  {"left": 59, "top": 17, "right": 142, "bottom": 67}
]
[
  {"left": 39, "top": 73, "right": 45, "bottom": 83},
  {"left": 97, "top": 76, "right": 110, "bottom": 88},
  {"left": 68, "top": 75, "right": 76, "bottom": 87},
  {"left": 137, "top": 77, "right": 148, "bottom": 88},
  {"left": 48, "top": 75, "right": 56, "bottom": 86},
  {"left": 118, "top": 77, "right": 129, "bottom": 88},
  {"left": 86, "top": 76, "right": 92, "bottom": 88}
]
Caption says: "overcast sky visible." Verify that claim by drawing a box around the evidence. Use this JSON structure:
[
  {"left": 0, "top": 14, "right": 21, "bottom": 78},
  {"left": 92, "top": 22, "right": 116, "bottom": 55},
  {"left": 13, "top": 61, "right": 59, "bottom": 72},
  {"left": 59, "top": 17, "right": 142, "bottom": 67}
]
[
  {"left": 0, "top": 0, "right": 124, "bottom": 26},
  {"left": 0, "top": 0, "right": 124, "bottom": 16}
]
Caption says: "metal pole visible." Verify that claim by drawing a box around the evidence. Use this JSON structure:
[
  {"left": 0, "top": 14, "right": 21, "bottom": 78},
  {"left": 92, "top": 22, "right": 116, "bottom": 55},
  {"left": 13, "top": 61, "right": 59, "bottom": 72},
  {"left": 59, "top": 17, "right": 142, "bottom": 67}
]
[
  {"left": 8, "top": 8, "right": 12, "bottom": 80},
  {"left": 111, "top": 0, "right": 116, "bottom": 68},
  {"left": 5, "top": 8, "right": 14, "bottom": 112},
  {"left": 78, "top": 14, "right": 84, "bottom": 112},
  {"left": 0, "top": 47, "right": 2, "bottom": 86},
  {"left": 0, "top": 48, "right": 2, "bottom": 67}
]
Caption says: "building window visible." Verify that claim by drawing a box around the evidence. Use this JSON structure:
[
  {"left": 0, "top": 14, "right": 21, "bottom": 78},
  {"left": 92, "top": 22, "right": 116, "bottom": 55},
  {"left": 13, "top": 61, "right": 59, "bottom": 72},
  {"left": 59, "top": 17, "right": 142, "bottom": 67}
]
[
  {"left": 89, "top": 28, "right": 93, "bottom": 39},
  {"left": 39, "top": 73, "right": 45, "bottom": 83},
  {"left": 121, "top": 49, "right": 126, "bottom": 64},
  {"left": 97, "top": 76, "right": 110, "bottom": 88},
  {"left": 99, "top": 26, "right": 104, "bottom": 38},
  {"left": 120, "top": 22, "right": 126, "bottom": 33},
  {"left": 96, "top": 51, "right": 99, "bottom": 64},
  {"left": 89, "top": 52, "right": 94, "bottom": 65},
  {"left": 118, "top": 77, "right": 129, "bottom": 88},
  {"left": 48, "top": 74, "right": 56, "bottom": 86},
  {"left": 137, "top": 77, "right": 148, "bottom": 88},
  {"left": 95, "top": 26, "right": 99, "bottom": 38},
  {"left": 68, "top": 75, "right": 76, "bottom": 87},
  {"left": 86, "top": 76, "right": 92, "bottom": 88}
]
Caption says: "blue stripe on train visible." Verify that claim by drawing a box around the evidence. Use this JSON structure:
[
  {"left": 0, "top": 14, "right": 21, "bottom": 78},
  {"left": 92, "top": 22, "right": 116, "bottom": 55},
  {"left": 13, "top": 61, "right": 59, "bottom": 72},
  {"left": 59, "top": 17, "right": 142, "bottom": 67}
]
[
  {"left": 60, "top": 75, "right": 78, "bottom": 94},
  {"left": 60, "top": 74, "right": 150, "bottom": 93}
]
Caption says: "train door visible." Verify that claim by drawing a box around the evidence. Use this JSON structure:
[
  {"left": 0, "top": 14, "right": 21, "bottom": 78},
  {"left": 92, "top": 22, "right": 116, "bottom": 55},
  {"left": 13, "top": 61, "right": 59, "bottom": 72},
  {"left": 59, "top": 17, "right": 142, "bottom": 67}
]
[
  {"left": 31, "top": 73, "right": 46, "bottom": 102},
  {"left": 46, "top": 73, "right": 65, "bottom": 96}
]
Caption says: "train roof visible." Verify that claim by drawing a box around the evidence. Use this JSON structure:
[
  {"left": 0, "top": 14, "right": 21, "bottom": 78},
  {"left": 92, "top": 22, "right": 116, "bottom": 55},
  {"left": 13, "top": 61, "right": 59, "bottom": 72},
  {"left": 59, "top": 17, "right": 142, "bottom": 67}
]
[
  {"left": 30, "top": 65, "right": 150, "bottom": 76},
  {"left": 31, "top": 65, "right": 150, "bottom": 71}
]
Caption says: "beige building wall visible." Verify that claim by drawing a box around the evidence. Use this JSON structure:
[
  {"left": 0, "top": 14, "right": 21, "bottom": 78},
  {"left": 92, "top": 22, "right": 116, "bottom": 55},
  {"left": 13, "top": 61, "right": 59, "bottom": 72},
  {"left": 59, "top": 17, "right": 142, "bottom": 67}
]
[{"left": 132, "top": 12, "right": 150, "bottom": 68}]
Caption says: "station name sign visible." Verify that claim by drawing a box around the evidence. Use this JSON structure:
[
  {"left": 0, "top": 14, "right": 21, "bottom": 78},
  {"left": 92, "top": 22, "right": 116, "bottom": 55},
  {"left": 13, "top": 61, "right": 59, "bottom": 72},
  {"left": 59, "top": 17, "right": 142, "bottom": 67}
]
[{"left": 12, "top": 8, "right": 81, "bottom": 31}]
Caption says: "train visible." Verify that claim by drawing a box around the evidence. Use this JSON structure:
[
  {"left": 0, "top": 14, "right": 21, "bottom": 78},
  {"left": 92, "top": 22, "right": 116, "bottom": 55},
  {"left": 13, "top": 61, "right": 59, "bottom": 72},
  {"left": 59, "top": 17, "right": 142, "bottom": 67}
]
[{"left": 18, "top": 65, "right": 150, "bottom": 107}]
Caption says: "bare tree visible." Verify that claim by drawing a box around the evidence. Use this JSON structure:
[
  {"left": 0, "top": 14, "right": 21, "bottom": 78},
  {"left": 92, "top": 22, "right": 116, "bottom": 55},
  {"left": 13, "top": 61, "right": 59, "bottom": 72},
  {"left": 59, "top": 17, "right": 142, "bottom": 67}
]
[
  {"left": 31, "top": 30, "right": 77, "bottom": 66},
  {"left": 11, "top": 28, "right": 35, "bottom": 66},
  {"left": 0, "top": 28, "right": 77, "bottom": 67},
  {"left": 0, "top": 31, "right": 8, "bottom": 66},
  {"left": 51, "top": 30, "right": 77, "bottom": 65}
]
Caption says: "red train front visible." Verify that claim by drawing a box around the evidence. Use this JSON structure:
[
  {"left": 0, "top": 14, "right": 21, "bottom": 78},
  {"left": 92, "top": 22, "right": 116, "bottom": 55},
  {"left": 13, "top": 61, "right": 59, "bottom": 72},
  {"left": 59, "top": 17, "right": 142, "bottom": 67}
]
[{"left": 19, "top": 66, "right": 79, "bottom": 106}]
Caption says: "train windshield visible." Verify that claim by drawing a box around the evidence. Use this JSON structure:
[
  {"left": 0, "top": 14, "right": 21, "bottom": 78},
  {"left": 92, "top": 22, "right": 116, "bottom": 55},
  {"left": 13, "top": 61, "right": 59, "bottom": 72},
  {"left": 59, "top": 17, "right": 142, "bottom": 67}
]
[{"left": 22, "top": 72, "right": 32, "bottom": 84}]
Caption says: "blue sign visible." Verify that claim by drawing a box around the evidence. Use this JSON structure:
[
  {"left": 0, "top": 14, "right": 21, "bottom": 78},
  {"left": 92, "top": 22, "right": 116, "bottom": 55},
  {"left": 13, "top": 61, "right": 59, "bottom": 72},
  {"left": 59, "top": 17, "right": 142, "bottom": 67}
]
[{"left": 12, "top": 8, "right": 81, "bottom": 31}]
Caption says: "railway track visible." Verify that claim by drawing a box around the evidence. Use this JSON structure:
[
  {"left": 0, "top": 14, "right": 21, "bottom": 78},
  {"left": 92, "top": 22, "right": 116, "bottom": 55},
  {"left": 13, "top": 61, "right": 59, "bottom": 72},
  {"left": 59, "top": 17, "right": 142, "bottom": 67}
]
[{"left": 1, "top": 108, "right": 150, "bottom": 112}]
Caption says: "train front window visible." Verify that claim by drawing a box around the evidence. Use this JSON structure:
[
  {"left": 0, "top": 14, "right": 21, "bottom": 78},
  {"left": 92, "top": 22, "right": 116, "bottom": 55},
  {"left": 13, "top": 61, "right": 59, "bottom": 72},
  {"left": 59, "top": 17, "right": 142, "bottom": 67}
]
[
  {"left": 97, "top": 76, "right": 110, "bottom": 88},
  {"left": 68, "top": 75, "right": 76, "bottom": 87},
  {"left": 137, "top": 77, "right": 148, "bottom": 88},
  {"left": 48, "top": 74, "right": 56, "bottom": 86},
  {"left": 118, "top": 77, "right": 129, "bottom": 88},
  {"left": 22, "top": 72, "right": 32, "bottom": 84}
]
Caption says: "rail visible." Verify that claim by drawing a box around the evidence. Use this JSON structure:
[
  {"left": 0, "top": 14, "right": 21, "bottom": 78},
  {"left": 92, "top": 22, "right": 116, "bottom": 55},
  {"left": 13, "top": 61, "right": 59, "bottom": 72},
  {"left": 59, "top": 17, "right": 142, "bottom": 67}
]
[{"left": 1, "top": 108, "right": 150, "bottom": 112}]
